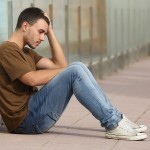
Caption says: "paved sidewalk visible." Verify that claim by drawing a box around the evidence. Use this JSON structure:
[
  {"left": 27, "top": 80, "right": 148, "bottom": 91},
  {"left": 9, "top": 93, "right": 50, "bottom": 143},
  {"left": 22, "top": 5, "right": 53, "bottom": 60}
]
[{"left": 0, "top": 57, "right": 150, "bottom": 150}]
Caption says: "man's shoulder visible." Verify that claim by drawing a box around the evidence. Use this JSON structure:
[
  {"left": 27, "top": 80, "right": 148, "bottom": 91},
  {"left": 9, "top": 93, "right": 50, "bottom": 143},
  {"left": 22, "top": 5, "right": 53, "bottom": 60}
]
[
  {"left": 1, "top": 41, "right": 19, "bottom": 47},
  {"left": 0, "top": 42, "right": 21, "bottom": 53}
]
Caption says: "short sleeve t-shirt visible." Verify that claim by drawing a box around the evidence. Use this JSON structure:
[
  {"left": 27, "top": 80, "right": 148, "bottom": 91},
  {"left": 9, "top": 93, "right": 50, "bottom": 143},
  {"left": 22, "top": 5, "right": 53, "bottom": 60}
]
[{"left": 0, "top": 42, "right": 43, "bottom": 132}]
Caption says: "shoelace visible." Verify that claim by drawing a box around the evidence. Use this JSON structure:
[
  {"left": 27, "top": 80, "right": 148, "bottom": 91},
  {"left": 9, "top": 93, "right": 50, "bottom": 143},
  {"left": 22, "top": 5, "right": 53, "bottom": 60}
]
[{"left": 120, "top": 121, "right": 136, "bottom": 134}]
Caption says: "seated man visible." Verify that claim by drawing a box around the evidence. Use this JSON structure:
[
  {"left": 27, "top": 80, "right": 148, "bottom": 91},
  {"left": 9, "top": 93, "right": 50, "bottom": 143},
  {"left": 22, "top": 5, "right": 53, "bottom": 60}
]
[{"left": 0, "top": 7, "right": 147, "bottom": 141}]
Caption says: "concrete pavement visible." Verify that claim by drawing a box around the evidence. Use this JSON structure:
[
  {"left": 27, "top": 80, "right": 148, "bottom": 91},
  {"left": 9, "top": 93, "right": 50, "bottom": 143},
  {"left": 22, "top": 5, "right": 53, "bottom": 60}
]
[{"left": 0, "top": 57, "right": 150, "bottom": 150}]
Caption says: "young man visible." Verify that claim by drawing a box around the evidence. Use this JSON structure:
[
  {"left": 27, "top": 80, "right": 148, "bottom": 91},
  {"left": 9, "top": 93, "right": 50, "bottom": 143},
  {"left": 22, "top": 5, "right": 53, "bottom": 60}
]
[{"left": 0, "top": 7, "right": 148, "bottom": 140}]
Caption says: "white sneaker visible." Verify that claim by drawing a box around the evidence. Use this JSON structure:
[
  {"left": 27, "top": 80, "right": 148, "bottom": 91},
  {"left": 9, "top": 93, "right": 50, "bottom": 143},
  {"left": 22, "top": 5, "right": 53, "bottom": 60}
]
[
  {"left": 106, "top": 119, "right": 147, "bottom": 141},
  {"left": 122, "top": 114, "right": 147, "bottom": 133}
]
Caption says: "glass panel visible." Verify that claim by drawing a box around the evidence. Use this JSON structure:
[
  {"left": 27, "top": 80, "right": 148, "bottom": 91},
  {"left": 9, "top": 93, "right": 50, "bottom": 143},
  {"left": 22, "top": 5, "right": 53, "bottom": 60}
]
[{"left": 0, "top": 0, "right": 9, "bottom": 42}]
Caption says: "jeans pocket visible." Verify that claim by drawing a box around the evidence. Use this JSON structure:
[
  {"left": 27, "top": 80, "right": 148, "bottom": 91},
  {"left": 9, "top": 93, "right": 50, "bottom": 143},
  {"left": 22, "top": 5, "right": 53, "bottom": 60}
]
[{"left": 33, "top": 114, "right": 56, "bottom": 134}]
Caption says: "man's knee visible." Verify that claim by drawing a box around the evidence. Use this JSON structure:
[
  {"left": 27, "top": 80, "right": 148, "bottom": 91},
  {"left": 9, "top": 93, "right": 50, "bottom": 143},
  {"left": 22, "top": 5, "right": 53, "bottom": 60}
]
[
  {"left": 70, "top": 61, "right": 87, "bottom": 68},
  {"left": 67, "top": 64, "right": 85, "bottom": 76}
]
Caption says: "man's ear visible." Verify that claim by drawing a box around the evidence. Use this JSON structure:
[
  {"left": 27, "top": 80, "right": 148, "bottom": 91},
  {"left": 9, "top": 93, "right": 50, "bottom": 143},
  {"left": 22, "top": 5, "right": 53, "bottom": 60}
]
[{"left": 22, "top": 21, "right": 29, "bottom": 32}]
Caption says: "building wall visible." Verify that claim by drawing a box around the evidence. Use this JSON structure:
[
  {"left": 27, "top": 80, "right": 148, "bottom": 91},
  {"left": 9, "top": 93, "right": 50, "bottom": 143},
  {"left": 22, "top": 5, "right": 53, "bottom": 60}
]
[
  {"left": 95, "top": 0, "right": 150, "bottom": 78},
  {"left": 106, "top": 0, "right": 150, "bottom": 56}
]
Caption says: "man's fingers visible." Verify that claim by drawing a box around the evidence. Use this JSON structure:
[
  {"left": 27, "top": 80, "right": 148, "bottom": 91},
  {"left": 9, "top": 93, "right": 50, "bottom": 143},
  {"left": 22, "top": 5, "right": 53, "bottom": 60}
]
[{"left": 44, "top": 13, "right": 50, "bottom": 21}]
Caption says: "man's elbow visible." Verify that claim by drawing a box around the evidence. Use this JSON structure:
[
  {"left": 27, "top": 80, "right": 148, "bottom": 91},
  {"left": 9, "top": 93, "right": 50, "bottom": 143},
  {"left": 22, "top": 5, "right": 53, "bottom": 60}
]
[
  {"left": 62, "top": 63, "right": 68, "bottom": 68},
  {"left": 19, "top": 72, "right": 37, "bottom": 87},
  {"left": 59, "top": 61, "right": 68, "bottom": 68}
]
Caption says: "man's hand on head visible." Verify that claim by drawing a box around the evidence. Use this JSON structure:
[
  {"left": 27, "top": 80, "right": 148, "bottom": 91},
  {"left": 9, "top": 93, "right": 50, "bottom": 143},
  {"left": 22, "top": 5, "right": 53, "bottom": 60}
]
[
  {"left": 44, "top": 13, "right": 52, "bottom": 31},
  {"left": 44, "top": 13, "right": 50, "bottom": 22}
]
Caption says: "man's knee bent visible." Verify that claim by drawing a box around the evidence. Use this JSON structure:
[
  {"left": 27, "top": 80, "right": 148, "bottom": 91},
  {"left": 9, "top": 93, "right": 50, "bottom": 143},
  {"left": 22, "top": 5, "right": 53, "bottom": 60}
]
[
  {"left": 70, "top": 61, "right": 87, "bottom": 69},
  {"left": 67, "top": 64, "right": 85, "bottom": 75}
]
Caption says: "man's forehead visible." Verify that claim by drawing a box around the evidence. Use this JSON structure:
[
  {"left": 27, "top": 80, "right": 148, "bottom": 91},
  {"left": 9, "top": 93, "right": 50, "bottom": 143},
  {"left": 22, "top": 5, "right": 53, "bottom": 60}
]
[{"left": 34, "top": 19, "right": 48, "bottom": 32}]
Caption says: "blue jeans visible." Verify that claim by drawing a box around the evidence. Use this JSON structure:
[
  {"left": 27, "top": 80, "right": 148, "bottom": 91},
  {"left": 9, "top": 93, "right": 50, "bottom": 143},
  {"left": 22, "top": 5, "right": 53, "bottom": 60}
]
[{"left": 13, "top": 62, "right": 122, "bottom": 134}]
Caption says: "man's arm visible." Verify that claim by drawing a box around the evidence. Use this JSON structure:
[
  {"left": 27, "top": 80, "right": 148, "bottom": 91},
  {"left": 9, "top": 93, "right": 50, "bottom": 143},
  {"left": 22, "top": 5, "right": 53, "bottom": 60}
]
[
  {"left": 19, "top": 27, "right": 67, "bottom": 86},
  {"left": 19, "top": 68, "right": 64, "bottom": 86},
  {"left": 36, "top": 19, "right": 67, "bottom": 70},
  {"left": 19, "top": 15, "right": 67, "bottom": 86}
]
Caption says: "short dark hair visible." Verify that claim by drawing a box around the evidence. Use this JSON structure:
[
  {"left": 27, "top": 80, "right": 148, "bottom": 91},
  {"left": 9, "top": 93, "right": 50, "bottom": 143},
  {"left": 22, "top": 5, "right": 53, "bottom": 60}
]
[{"left": 15, "top": 7, "right": 50, "bottom": 30}]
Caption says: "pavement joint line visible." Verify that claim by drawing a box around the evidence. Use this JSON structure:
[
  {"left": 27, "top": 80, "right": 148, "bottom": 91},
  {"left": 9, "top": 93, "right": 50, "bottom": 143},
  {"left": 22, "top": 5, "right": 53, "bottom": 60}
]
[
  {"left": 136, "top": 106, "right": 150, "bottom": 122},
  {"left": 71, "top": 113, "right": 90, "bottom": 126},
  {"left": 110, "top": 140, "right": 119, "bottom": 150},
  {"left": 40, "top": 140, "right": 51, "bottom": 148}
]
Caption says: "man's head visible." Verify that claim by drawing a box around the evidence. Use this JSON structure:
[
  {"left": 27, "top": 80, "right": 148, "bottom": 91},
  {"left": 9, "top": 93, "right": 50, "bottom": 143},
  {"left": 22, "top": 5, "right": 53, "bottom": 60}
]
[
  {"left": 16, "top": 7, "right": 50, "bottom": 30},
  {"left": 15, "top": 7, "right": 50, "bottom": 49}
]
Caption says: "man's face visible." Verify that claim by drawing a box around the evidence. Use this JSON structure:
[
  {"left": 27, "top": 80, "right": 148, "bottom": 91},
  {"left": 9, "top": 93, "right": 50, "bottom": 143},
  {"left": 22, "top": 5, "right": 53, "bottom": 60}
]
[{"left": 24, "top": 19, "right": 49, "bottom": 49}]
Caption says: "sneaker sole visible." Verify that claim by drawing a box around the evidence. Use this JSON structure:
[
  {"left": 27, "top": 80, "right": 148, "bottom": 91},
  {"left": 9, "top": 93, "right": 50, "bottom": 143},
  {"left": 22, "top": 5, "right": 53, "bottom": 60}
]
[
  {"left": 135, "top": 125, "right": 148, "bottom": 133},
  {"left": 106, "top": 133, "right": 147, "bottom": 141}
]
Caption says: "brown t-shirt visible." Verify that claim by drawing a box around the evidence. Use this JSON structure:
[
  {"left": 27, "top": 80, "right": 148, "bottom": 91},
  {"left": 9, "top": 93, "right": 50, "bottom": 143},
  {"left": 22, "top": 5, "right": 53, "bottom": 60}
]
[{"left": 0, "top": 42, "right": 43, "bottom": 132}]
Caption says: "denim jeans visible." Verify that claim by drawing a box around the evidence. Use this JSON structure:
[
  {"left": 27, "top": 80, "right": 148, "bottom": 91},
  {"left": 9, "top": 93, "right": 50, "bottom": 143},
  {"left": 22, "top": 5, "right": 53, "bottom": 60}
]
[{"left": 13, "top": 62, "right": 122, "bottom": 134}]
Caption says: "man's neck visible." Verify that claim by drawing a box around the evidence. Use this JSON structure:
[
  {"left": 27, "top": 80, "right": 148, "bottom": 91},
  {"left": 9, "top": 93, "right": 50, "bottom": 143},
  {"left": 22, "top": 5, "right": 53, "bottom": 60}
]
[{"left": 8, "top": 31, "right": 24, "bottom": 49}]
